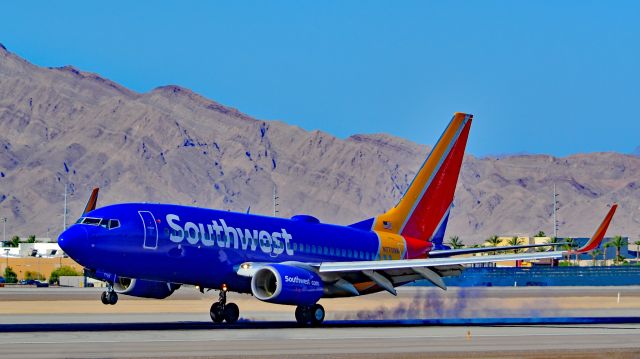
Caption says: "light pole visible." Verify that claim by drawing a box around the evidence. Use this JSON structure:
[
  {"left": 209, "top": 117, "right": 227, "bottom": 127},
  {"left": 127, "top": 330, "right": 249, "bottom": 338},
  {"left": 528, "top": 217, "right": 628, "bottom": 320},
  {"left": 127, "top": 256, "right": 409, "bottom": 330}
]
[
  {"left": 553, "top": 184, "right": 559, "bottom": 239},
  {"left": 2, "top": 217, "right": 6, "bottom": 246}
]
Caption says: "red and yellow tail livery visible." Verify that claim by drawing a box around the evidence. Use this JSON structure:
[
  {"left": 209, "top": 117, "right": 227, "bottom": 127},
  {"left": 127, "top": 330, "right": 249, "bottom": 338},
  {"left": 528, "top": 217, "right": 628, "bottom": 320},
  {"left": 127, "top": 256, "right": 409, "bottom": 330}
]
[
  {"left": 570, "top": 204, "right": 618, "bottom": 254},
  {"left": 373, "top": 112, "right": 473, "bottom": 259}
]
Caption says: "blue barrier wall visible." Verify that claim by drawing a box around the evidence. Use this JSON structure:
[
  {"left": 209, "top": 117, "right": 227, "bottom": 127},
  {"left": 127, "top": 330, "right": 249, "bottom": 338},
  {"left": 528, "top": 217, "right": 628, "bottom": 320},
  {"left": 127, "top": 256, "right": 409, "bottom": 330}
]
[{"left": 412, "top": 266, "right": 640, "bottom": 287}]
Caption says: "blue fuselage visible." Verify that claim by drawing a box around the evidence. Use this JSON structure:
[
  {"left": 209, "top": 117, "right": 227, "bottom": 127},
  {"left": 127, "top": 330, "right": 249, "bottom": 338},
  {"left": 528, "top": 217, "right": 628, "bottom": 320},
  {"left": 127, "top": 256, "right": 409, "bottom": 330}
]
[{"left": 58, "top": 203, "right": 380, "bottom": 293}]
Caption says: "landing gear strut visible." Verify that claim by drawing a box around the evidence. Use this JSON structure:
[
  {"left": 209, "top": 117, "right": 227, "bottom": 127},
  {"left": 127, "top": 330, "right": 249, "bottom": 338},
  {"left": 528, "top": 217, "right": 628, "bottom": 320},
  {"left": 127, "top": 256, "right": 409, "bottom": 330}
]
[
  {"left": 100, "top": 283, "right": 118, "bottom": 305},
  {"left": 295, "top": 304, "right": 325, "bottom": 326},
  {"left": 209, "top": 284, "right": 239, "bottom": 324}
]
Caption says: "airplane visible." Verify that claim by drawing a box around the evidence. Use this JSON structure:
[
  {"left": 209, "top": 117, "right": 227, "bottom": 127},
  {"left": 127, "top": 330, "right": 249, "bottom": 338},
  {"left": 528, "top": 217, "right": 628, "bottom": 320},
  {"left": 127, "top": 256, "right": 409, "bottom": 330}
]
[{"left": 57, "top": 112, "right": 616, "bottom": 326}]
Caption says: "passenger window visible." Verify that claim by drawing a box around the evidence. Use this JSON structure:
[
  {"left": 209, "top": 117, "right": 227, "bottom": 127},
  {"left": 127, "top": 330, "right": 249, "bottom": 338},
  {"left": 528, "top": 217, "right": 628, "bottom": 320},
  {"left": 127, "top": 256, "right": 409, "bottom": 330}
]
[
  {"left": 324, "top": 247, "right": 328, "bottom": 255},
  {"left": 311, "top": 245, "right": 316, "bottom": 253},
  {"left": 293, "top": 243, "right": 298, "bottom": 251},
  {"left": 330, "top": 247, "right": 334, "bottom": 255}
]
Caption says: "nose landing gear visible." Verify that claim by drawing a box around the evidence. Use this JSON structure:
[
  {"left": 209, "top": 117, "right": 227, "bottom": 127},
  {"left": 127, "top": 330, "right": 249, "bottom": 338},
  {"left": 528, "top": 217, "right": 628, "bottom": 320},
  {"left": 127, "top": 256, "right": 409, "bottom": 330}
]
[
  {"left": 209, "top": 284, "right": 240, "bottom": 324},
  {"left": 100, "top": 283, "right": 118, "bottom": 305},
  {"left": 295, "top": 304, "right": 325, "bottom": 326}
]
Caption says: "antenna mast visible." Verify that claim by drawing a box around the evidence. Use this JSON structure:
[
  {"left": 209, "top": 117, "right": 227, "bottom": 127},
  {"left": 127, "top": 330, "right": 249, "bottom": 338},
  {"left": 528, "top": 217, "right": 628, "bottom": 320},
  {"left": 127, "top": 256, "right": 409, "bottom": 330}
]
[
  {"left": 63, "top": 183, "right": 68, "bottom": 231},
  {"left": 273, "top": 186, "right": 279, "bottom": 217}
]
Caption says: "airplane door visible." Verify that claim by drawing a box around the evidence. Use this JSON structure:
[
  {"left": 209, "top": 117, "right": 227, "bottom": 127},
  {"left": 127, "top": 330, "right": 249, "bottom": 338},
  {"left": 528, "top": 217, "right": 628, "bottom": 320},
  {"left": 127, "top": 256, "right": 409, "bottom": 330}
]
[{"left": 139, "top": 211, "right": 158, "bottom": 249}]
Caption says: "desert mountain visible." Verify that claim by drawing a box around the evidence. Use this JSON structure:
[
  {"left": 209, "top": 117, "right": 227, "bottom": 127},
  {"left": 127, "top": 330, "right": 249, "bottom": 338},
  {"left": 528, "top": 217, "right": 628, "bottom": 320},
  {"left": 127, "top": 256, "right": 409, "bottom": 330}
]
[{"left": 0, "top": 44, "right": 638, "bottom": 243}]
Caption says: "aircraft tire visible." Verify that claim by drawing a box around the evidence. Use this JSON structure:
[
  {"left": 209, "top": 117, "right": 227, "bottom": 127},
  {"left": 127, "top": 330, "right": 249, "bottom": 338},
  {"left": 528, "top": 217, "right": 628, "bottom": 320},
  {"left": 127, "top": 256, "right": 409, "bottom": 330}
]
[
  {"left": 310, "top": 304, "right": 325, "bottom": 326},
  {"left": 210, "top": 302, "right": 224, "bottom": 323},
  {"left": 107, "top": 291, "right": 118, "bottom": 305},
  {"left": 223, "top": 302, "right": 240, "bottom": 324},
  {"left": 100, "top": 291, "right": 109, "bottom": 305},
  {"left": 295, "top": 306, "right": 308, "bottom": 325}
]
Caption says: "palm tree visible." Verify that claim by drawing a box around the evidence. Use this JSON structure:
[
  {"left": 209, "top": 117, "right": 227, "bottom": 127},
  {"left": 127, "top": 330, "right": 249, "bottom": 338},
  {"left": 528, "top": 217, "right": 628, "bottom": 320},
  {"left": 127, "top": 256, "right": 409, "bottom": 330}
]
[
  {"left": 507, "top": 236, "right": 523, "bottom": 253},
  {"left": 561, "top": 238, "right": 574, "bottom": 265},
  {"left": 485, "top": 235, "right": 502, "bottom": 255},
  {"left": 534, "top": 231, "right": 546, "bottom": 237},
  {"left": 603, "top": 242, "right": 612, "bottom": 266},
  {"left": 545, "top": 237, "right": 560, "bottom": 252},
  {"left": 590, "top": 250, "right": 602, "bottom": 266},
  {"left": 610, "top": 236, "right": 627, "bottom": 264},
  {"left": 447, "top": 235, "right": 464, "bottom": 249}
]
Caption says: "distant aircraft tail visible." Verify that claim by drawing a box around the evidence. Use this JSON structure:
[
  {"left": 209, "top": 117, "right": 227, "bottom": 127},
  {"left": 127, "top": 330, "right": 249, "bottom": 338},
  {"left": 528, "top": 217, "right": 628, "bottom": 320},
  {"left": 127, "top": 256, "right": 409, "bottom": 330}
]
[
  {"left": 571, "top": 204, "right": 618, "bottom": 254},
  {"left": 83, "top": 188, "right": 99, "bottom": 215},
  {"left": 372, "top": 112, "right": 472, "bottom": 258}
]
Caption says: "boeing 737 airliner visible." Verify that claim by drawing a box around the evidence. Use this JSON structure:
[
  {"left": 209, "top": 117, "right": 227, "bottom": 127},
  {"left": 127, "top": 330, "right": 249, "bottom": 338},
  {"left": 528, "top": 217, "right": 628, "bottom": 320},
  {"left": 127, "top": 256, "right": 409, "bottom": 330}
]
[{"left": 58, "top": 113, "right": 617, "bottom": 325}]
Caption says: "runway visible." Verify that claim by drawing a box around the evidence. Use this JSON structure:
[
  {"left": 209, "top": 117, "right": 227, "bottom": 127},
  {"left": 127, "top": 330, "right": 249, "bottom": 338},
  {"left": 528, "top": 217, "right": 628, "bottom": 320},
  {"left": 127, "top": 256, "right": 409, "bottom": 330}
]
[
  {"left": 2, "top": 322, "right": 640, "bottom": 358},
  {"left": 1, "top": 286, "right": 640, "bottom": 358}
]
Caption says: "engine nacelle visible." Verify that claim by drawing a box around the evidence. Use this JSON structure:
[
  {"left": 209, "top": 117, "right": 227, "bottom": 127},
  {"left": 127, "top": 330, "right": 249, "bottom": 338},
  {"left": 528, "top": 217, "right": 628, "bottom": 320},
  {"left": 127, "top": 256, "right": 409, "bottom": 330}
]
[
  {"left": 113, "top": 277, "right": 180, "bottom": 299},
  {"left": 251, "top": 264, "right": 323, "bottom": 305}
]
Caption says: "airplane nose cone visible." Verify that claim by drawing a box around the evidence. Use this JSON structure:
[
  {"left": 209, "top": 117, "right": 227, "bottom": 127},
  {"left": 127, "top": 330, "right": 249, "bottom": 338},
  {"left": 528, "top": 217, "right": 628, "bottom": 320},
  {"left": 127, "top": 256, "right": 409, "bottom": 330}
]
[{"left": 58, "top": 225, "right": 88, "bottom": 258}]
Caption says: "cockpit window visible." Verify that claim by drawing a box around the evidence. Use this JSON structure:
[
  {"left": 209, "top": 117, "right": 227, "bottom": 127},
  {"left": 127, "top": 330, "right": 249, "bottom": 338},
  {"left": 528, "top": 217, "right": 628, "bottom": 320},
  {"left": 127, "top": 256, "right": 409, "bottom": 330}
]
[
  {"left": 79, "top": 217, "right": 120, "bottom": 230},
  {"left": 82, "top": 217, "right": 102, "bottom": 225}
]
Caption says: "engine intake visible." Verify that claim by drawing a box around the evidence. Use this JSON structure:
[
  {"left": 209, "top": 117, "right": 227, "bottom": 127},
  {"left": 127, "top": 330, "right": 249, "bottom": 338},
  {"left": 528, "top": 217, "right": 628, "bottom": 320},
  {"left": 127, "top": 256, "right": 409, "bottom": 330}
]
[{"left": 251, "top": 264, "right": 323, "bottom": 305}]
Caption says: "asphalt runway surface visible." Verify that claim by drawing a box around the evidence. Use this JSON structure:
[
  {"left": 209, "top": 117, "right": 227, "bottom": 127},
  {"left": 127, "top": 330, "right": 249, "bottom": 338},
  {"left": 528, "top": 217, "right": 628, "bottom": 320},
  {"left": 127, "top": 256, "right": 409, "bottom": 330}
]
[{"left": 1, "top": 286, "right": 640, "bottom": 358}]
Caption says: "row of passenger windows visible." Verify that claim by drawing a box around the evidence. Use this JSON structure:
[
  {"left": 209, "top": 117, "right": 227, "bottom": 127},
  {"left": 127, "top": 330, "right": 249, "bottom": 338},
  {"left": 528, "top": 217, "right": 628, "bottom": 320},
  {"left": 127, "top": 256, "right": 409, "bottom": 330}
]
[
  {"left": 166, "top": 228, "right": 376, "bottom": 260},
  {"left": 76, "top": 217, "right": 121, "bottom": 230},
  {"left": 292, "top": 242, "right": 375, "bottom": 260}
]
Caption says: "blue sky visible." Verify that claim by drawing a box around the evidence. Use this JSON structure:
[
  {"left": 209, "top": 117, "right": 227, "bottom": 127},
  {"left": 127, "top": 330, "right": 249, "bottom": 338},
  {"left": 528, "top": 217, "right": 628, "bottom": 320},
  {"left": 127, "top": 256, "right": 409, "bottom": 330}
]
[{"left": 1, "top": 1, "right": 639, "bottom": 156}]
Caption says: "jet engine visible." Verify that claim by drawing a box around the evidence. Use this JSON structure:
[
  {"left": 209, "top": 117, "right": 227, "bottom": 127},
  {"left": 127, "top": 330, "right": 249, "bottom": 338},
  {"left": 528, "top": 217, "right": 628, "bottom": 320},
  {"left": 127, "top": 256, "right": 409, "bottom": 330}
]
[
  {"left": 113, "top": 277, "right": 180, "bottom": 299},
  {"left": 251, "top": 264, "right": 323, "bottom": 305}
]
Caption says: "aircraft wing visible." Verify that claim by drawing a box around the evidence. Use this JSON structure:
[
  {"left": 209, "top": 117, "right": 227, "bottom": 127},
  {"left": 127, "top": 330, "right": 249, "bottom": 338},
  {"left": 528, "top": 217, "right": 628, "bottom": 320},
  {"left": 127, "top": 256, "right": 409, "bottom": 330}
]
[
  {"left": 428, "top": 243, "right": 565, "bottom": 257},
  {"left": 316, "top": 251, "right": 562, "bottom": 293},
  {"left": 237, "top": 251, "right": 562, "bottom": 295},
  {"left": 318, "top": 251, "right": 561, "bottom": 273}
]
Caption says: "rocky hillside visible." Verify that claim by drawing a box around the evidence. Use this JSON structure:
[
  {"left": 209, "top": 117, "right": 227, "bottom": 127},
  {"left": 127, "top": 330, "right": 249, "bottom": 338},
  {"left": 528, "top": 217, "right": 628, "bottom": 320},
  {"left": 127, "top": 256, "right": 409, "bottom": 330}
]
[{"left": 0, "top": 44, "right": 638, "bottom": 243}]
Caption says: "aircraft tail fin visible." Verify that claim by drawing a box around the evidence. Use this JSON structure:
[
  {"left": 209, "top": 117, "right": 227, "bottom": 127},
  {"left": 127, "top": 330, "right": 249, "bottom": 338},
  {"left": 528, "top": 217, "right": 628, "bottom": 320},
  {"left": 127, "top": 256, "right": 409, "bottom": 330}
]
[
  {"left": 82, "top": 188, "right": 99, "bottom": 215},
  {"left": 572, "top": 204, "right": 618, "bottom": 254},
  {"left": 372, "top": 112, "right": 472, "bottom": 257}
]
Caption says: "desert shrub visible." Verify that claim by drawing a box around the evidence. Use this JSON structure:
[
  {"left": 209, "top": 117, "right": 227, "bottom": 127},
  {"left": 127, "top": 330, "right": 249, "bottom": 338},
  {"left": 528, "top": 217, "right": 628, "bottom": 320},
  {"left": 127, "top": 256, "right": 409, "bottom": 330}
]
[{"left": 49, "top": 266, "right": 81, "bottom": 284}]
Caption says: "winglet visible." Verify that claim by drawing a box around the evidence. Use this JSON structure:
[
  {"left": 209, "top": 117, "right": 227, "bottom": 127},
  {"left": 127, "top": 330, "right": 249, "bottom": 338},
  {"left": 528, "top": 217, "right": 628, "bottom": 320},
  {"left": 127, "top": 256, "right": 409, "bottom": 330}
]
[
  {"left": 571, "top": 204, "right": 618, "bottom": 254},
  {"left": 82, "top": 188, "right": 100, "bottom": 215}
]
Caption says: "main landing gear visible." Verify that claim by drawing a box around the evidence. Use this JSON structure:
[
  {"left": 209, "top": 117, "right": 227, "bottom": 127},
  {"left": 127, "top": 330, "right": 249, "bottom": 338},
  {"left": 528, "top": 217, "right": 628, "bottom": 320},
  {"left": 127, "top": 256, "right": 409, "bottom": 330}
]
[
  {"left": 295, "top": 304, "right": 325, "bottom": 326},
  {"left": 100, "top": 283, "right": 118, "bottom": 305},
  {"left": 209, "top": 284, "right": 240, "bottom": 324}
]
